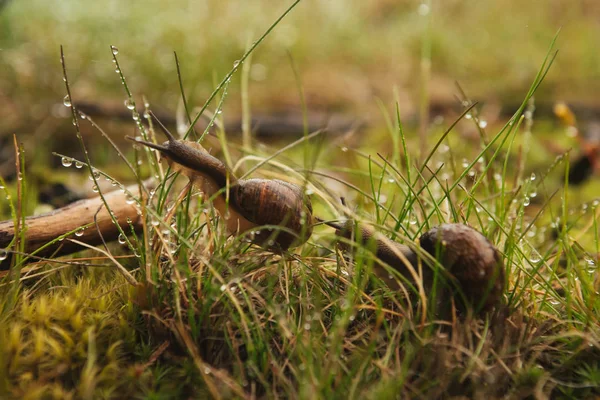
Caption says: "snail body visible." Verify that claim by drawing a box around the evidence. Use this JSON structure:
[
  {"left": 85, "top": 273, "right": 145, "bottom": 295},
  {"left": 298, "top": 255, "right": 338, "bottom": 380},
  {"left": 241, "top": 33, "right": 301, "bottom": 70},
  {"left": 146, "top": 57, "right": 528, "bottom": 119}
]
[
  {"left": 328, "top": 220, "right": 505, "bottom": 313},
  {"left": 127, "top": 117, "right": 313, "bottom": 250}
]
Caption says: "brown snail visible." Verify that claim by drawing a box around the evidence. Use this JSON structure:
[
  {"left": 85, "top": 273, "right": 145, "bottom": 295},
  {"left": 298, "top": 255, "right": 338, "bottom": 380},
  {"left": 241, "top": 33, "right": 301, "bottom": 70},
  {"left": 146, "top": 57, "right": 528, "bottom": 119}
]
[
  {"left": 325, "top": 219, "right": 505, "bottom": 313},
  {"left": 127, "top": 114, "right": 313, "bottom": 250}
]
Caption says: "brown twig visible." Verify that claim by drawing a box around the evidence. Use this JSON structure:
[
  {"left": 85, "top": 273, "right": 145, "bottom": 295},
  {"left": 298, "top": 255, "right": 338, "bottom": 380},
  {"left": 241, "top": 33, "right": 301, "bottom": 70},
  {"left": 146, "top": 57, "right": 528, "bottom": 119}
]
[{"left": 0, "top": 182, "right": 154, "bottom": 270}]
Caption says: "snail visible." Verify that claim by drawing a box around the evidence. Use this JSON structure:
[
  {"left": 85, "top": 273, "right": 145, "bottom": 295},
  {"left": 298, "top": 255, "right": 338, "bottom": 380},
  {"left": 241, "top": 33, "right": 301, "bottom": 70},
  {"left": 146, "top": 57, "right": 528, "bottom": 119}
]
[
  {"left": 325, "top": 219, "right": 505, "bottom": 313},
  {"left": 126, "top": 114, "right": 314, "bottom": 250}
]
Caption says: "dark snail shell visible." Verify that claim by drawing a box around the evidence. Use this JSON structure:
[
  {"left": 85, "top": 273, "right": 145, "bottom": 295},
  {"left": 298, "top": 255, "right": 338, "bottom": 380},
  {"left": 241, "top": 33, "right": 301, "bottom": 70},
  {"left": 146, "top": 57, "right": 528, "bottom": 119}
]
[
  {"left": 419, "top": 223, "right": 505, "bottom": 312},
  {"left": 231, "top": 179, "right": 313, "bottom": 249},
  {"left": 330, "top": 221, "right": 505, "bottom": 313}
]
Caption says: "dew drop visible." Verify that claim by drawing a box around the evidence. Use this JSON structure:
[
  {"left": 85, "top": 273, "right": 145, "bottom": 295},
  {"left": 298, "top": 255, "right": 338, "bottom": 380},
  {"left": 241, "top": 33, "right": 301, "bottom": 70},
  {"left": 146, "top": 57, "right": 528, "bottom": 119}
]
[
  {"left": 63, "top": 95, "right": 71, "bottom": 107},
  {"left": 465, "top": 113, "right": 473, "bottom": 120},
  {"left": 341, "top": 147, "right": 348, "bottom": 152},
  {"left": 0, "top": 249, "right": 7, "bottom": 261},
  {"left": 233, "top": 60, "right": 241, "bottom": 68},
  {"left": 523, "top": 197, "right": 530, "bottom": 207},
  {"left": 408, "top": 214, "right": 418, "bottom": 225},
  {"left": 478, "top": 120, "right": 488, "bottom": 129},
  {"left": 118, "top": 234, "right": 126, "bottom": 244},
  {"left": 585, "top": 257, "right": 595, "bottom": 266},
  {"left": 530, "top": 252, "right": 541, "bottom": 263},
  {"left": 92, "top": 185, "right": 99, "bottom": 193},
  {"left": 125, "top": 194, "right": 135, "bottom": 205},
  {"left": 530, "top": 172, "right": 536, "bottom": 181},
  {"left": 61, "top": 157, "right": 73, "bottom": 167},
  {"left": 75, "top": 161, "right": 83, "bottom": 169},
  {"left": 124, "top": 98, "right": 135, "bottom": 110},
  {"left": 75, "top": 228, "right": 84, "bottom": 237},
  {"left": 110, "top": 45, "right": 119, "bottom": 55}
]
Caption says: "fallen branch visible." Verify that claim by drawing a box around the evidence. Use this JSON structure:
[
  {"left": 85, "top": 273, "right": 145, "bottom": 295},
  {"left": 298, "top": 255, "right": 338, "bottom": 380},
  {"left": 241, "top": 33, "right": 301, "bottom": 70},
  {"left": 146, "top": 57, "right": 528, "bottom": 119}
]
[{"left": 0, "top": 181, "right": 154, "bottom": 270}]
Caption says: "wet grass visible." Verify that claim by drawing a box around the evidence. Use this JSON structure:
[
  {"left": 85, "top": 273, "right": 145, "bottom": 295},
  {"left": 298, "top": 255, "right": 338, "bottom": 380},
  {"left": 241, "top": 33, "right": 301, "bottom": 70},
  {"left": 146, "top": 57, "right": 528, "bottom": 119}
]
[{"left": 2, "top": 2, "right": 600, "bottom": 399}]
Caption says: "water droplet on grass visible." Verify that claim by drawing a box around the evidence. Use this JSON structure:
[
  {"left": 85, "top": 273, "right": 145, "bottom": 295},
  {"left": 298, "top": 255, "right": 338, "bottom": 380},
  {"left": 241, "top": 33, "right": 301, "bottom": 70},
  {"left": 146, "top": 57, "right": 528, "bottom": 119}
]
[
  {"left": 530, "top": 252, "right": 540, "bottom": 263},
  {"left": 124, "top": 99, "right": 135, "bottom": 110},
  {"left": 63, "top": 95, "right": 71, "bottom": 107},
  {"left": 110, "top": 45, "right": 119, "bottom": 55},
  {"left": 61, "top": 157, "right": 73, "bottom": 167},
  {"left": 75, "top": 161, "right": 83, "bottom": 169},
  {"left": 118, "top": 234, "right": 126, "bottom": 244},
  {"left": 75, "top": 228, "right": 84, "bottom": 237},
  {"left": 0, "top": 249, "right": 7, "bottom": 260}
]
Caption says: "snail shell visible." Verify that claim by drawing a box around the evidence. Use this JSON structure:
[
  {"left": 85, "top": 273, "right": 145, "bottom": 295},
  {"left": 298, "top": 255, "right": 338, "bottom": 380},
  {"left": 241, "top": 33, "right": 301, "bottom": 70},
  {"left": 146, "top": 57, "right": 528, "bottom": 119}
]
[
  {"left": 127, "top": 115, "right": 313, "bottom": 250},
  {"left": 330, "top": 221, "right": 505, "bottom": 313}
]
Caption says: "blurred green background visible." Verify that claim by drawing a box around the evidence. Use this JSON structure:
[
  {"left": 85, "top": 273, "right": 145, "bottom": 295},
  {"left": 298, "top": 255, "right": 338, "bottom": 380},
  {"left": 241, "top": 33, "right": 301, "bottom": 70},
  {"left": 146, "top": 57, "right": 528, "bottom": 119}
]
[{"left": 2, "top": 0, "right": 599, "bottom": 123}]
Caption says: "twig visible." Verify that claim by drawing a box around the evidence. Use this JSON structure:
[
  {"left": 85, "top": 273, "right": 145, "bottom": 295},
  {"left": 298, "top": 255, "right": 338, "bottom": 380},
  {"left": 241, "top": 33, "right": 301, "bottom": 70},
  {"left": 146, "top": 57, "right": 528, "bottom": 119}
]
[{"left": 0, "top": 181, "right": 154, "bottom": 270}]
